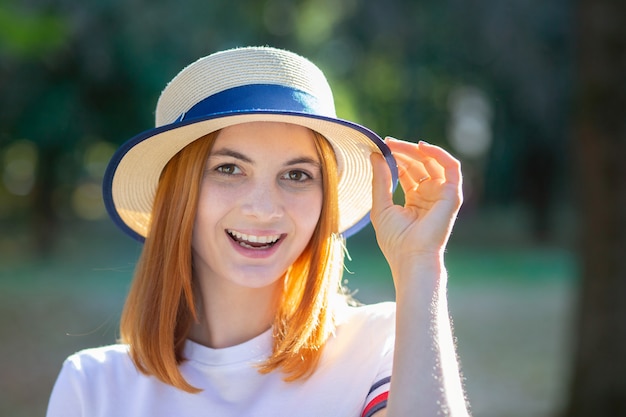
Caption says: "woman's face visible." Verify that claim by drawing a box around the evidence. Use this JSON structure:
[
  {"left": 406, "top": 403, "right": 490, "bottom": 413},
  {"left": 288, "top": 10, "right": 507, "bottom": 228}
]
[{"left": 192, "top": 122, "right": 323, "bottom": 289}]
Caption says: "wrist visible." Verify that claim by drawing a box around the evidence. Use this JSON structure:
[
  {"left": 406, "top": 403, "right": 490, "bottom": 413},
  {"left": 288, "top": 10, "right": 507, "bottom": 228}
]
[
  {"left": 389, "top": 252, "right": 447, "bottom": 295},
  {"left": 387, "top": 250, "right": 445, "bottom": 275}
]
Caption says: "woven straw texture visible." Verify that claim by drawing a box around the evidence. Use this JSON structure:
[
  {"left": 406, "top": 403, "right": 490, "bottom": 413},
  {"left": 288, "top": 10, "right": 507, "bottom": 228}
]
[{"left": 156, "top": 47, "right": 335, "bottom": 126}]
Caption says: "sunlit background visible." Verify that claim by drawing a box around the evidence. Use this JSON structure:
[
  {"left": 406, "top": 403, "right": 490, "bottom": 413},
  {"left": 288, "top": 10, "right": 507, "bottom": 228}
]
[{"left": 1, "top": 0, "right": 623, "bottom": 416}]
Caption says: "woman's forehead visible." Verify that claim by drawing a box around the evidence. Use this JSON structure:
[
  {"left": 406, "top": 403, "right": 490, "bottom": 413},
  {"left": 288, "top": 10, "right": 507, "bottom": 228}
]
[{"left": 212, "top": 122, "right": 320, "bottom": 157}]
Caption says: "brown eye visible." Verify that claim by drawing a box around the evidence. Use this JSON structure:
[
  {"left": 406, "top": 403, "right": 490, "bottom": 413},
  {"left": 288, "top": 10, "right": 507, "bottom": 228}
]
[
  {"left": 216, "top": 164, "right": 240, "bottom": 175},
  {"left": 283, "top": 170, "right": 311, "bottom": 182}
]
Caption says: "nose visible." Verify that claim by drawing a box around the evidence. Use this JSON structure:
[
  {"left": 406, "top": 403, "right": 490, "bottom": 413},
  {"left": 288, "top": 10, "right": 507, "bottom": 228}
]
[{"left": 240, "top": 179, "right": 284, "bottom": 221}]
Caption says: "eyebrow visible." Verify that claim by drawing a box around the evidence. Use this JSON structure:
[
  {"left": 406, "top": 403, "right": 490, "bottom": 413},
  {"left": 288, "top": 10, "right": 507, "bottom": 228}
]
[
  {"left": 284, "top": 156, "right": 321, "bottom": 167},
  {"left": 210, "top": 148, "right": 253, "bottom": 163},
  {"left": 210, "top": 148, "right": 321, "bottom": 167}
]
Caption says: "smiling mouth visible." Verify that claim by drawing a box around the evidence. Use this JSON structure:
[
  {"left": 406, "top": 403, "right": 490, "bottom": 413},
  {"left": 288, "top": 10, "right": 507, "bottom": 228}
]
[{"left": 226, "top": 230, "right": 283, "bottom": 249}]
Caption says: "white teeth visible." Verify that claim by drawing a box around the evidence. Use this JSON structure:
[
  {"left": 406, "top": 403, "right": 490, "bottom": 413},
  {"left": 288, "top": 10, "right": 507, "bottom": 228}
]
[{"left": 228, "top": 230, "right": 280, "bottom": 244}]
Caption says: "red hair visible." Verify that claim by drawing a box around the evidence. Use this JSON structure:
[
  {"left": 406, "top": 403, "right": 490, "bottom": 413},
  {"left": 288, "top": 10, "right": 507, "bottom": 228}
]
[{"left": 119, "top": 128, "right": 345, "bottom": 392}]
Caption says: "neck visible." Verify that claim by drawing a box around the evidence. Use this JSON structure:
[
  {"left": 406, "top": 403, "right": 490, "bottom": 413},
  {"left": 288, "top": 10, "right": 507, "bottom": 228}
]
[{"left": 189, "top": 276, "right": 281, "bottom": 349}]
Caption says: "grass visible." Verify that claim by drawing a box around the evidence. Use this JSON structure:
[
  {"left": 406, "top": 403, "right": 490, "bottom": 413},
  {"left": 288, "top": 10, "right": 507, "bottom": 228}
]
[{"left": 1, "top": 212, "right": 577, "bottom": 417}]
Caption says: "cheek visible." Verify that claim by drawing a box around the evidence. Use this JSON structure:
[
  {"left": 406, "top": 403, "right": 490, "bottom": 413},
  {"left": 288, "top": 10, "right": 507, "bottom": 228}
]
[
  {"left": 289, "top": 190, "right": 323, "bottom": 234},
  {"left": 194, "top": 185, "right": 231, "bottom": 232}
]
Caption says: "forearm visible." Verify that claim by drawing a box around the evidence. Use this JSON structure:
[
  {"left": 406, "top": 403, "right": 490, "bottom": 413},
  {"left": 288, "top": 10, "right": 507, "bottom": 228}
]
[{"left": 385, "top": 256, "right": 469, "bottom": 417}]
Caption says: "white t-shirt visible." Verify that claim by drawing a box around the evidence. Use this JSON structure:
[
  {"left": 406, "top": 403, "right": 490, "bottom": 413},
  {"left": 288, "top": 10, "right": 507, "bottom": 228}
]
[{"left": 47, "top": 302, "right": 395, "bottom": 417}]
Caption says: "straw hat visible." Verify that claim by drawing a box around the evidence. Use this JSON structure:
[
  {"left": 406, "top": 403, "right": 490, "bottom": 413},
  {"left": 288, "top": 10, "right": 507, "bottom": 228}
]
[{"left": 103, "top": 46, "right": 397, "bottom": 241}]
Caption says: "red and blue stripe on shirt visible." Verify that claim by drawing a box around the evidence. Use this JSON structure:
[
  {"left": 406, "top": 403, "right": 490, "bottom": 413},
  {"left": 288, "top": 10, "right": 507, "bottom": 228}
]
[{"left": 362, "top": 377, "right": 390, "bottom": 417}]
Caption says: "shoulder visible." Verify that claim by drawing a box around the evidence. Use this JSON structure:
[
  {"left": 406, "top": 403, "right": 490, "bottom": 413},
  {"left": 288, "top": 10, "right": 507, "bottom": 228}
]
[
  {"left": 309, "top": 302, "right": 394, "bottom": 416},
  {"left": 339, "top": 301, "right": 396, "bottom": 328},
  {"left": 332, "top": 301, "right": 396, "bottom": 349},
  {"left": 65, "top": 344, "right": 130, "bottom": 365},
  {"left": 61, "top": 344, "right": 136, "bottom": 380},
  {"left": 48, "top": 344, "right": 138, "bottom": 416},
  {"left": 354, "top": 301, "right": 396, "bottom": 318}
]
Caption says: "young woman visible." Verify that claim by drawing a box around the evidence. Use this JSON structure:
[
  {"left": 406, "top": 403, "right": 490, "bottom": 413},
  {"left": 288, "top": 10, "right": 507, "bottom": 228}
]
[{"left": 47, "top": 46, "right": 470, "bottom": 417}]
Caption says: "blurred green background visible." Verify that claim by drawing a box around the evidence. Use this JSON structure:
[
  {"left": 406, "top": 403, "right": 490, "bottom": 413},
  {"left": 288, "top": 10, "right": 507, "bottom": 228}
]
[{"left": 1, "top": 0, "right": 624, "bottom": 416}]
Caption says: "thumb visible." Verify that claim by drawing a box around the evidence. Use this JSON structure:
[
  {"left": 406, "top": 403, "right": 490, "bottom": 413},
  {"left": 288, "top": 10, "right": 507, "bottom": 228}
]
[{"left": 370, "top": 152, "right": 394, "bottom": 220}]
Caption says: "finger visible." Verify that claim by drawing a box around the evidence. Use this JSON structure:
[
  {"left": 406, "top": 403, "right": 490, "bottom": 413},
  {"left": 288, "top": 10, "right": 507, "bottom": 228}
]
[
  {"left": 385, "top": 138, "right": 435, "bottom": 184},
  {"left": 420, "top": 155, "right": 446, "bottom": 183},
  {"left": 416, "top": 141, "right": 462, "bottom": 186},
  {"left": 393, "top": 152, "right": 429, "bottom": 191},
  {"left": 387, "top": 137, "right": 460, "bottom": 179},
  {"left": 384, "top": 136, "right": 420, "bottom": 154},
  {"left": 386, "top": 137, "right": 462, "bottom": 187},
  {"left": 385, "top": 137, "right": 445, "bottom": 182},
  {"left": 370, "top": 152, "right": 394, "bottom": 217}
]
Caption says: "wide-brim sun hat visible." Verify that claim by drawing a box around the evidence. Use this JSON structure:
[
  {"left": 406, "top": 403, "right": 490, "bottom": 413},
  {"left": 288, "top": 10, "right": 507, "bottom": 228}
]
[{"left": 103, "top": 46, "right": 398, "bottom": 242}]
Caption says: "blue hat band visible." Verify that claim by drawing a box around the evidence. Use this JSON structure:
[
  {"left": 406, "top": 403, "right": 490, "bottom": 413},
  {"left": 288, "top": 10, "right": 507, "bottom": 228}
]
[{"left": 176, "top": 84, "right": 334, "bottom": 123}]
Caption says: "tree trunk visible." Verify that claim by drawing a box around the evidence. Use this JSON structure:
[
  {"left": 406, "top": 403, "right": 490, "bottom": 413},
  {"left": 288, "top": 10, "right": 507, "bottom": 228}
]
[{"left": 563, "top": 0, "right": 626, "bottom": 415}]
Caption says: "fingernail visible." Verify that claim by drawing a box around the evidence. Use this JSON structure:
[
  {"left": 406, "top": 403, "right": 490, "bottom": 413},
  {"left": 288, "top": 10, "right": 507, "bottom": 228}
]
[{"left": 418, "top": 140, "right": 430, "bottom": 146}]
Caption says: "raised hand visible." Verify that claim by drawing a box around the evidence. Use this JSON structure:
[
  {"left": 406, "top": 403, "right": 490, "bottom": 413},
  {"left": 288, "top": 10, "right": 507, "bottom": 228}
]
[{"left": 370, "top": 138, "right": 463, "bottom": 272}]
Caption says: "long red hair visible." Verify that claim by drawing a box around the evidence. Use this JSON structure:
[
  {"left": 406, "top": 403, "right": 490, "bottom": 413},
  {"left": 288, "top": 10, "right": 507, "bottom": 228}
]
[{"left": 119, "top": 127, "right": 345, "bottom": 392}]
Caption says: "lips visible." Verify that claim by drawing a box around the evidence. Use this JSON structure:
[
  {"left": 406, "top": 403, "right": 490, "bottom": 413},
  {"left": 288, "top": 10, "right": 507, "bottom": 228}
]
[{"left": 226, "top": 229, "right": 282, "bottom": 249}]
